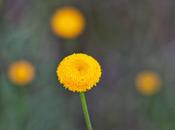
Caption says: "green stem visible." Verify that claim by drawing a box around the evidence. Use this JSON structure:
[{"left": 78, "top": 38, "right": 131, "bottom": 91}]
[{"left": 79, "top": 92, "right": 93, "bottom": 130}]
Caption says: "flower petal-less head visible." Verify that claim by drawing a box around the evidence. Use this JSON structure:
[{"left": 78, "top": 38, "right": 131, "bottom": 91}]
[
  {"left": 135, "top": 71, "right": 162, "bottom": 96},
  {"left": 51, "top": 7, "right": 85, "bottom": 39},
  {"left": 57, "top": 53, "right": 102, "bottom": 92},
  {"left": 8, "top": 60, "right": 35, "bottom": 86}
]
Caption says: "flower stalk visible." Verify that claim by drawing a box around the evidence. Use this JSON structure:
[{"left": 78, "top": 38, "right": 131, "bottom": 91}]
[{"left": 80, "top": 92, "right": 93, "bottom": 130}]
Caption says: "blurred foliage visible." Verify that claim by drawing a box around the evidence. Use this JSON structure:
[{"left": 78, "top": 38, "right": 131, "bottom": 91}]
[{"left": 1, "top": 0, "right": 175, "bottom": 130}]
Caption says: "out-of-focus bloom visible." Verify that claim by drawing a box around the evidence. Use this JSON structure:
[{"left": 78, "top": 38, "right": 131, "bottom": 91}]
[
  {"left": 135, "top": 71, "right": 162, "bottom": 96},
  {"left": 57, "top": 53, "right": 102, "bottom": 92},
  {"left": 8, "top": 60, "right": 35, "bottom": 86},
  {"left": 51, "top": 6, "right": 85, "bottom": 39}
]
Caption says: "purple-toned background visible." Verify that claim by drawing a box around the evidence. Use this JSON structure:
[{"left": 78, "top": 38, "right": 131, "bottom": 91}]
[{"left": 1, "top": 0, "right": 175, "bottom": 130}]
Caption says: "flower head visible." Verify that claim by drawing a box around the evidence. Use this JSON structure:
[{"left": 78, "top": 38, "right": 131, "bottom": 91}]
[
  {"left": 57, "top": 53, "right": 102, "bottom": 92},
  {"left": 8, "top": 60, "right": 35, "bottom": 86},
  {"left": 51, "top": 6, "right": 85, "bottom": 39},
  {"left": 135, "top": 71, "right": 162, "bottom": 96}
]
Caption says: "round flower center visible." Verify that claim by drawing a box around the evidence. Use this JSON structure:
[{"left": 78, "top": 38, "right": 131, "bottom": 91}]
[
  {"left": 57, "top": 53, "right": 102, "bottom": 92},
  {"left": 74, "top": 60, "right": 89, "bottom": 75}
]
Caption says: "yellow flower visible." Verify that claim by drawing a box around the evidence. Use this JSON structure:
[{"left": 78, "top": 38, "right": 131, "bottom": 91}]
[
  {"left": 135, "top": 71, "right": 162, "bottom": 96},
  {"left": 57, "top": 53, "right": 102, "bottom": 92},
  {"left": 8, "top": 60, "right": 35, "bottom": 86},
  {"left": 51, "top": 6, "right": 85, "bottom": 39}
]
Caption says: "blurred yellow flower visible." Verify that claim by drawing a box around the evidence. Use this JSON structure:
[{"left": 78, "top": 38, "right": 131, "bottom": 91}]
[
  {"left": 135, "top": 71, "right": 162, "bottom": 96},
  {"left": 51, "top": 6, "right": 85, "bottom": 39},
  {"left": 57, "top": 53, "right": 102, "bottom": 92},
  {"left": 8, "top": 60, "right": 35, "bottom": 86}
]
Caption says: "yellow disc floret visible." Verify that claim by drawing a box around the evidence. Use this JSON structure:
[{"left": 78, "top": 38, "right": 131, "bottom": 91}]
[
  {"left": 8, "top": 60, "right": 35, "bottom": 86},
  {"left": 57, "top": 53, "right": 102, "bottom": 92},
  {"left": 135, "top": 71, "right": 162, "bottom": 96},
  {"left": 51, "top": 6, "right": 85, "bottom": 39}
]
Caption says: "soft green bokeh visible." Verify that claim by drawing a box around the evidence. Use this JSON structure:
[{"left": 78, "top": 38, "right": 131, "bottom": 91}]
[{"left": 1, "top": 0, "right": 175, "bottom": 130}]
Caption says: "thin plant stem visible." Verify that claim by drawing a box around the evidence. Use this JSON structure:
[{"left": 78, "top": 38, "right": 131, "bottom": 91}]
[{"left": 79, "top": 92, "right": 93, "bottom": 130}]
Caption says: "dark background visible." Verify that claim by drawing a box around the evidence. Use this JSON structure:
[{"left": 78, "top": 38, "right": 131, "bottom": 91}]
[{"left": 1, "top": 0, "right": 175, "bottom": 130}]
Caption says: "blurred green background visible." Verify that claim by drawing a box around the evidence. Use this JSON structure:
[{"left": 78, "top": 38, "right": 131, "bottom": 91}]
[{"left": 1, "top": 0, "right": 175, "bottom": 130}]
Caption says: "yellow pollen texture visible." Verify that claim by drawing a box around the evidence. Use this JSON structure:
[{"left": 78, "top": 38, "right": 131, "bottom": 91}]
[{"left": 57, "top": 53, "right": 102, "bottom": 92}]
